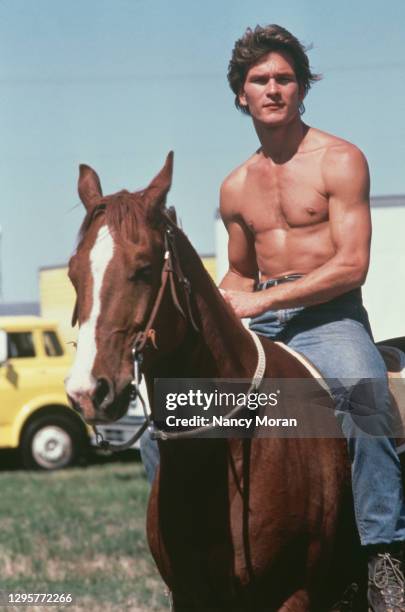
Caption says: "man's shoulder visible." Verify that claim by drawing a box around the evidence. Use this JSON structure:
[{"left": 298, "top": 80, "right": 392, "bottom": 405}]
[
  {"left": 221, "top": 153, "right": 257, "bottom": 193},
  {"left": 307, "top": 129, "right": 370, "bottom": 196},
  {"left": 306, "top": 127, "right": 367, "bottom": 166}
]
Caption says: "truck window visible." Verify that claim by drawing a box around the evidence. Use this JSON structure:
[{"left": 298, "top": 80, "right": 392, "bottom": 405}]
[
  {"left": 7, "top": 332, "right": 35, "bottom": 358},
  {"left": 43, "top": 331, "right": 64, "bottom": 357}
]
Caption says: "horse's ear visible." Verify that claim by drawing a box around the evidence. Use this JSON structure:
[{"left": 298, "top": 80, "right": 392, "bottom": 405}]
[
  {"left": 78, "top": 164, "right": 103, "bottom": 211},
  {"left": 146, "top": 151, "right": 173, "bottom": 219}
]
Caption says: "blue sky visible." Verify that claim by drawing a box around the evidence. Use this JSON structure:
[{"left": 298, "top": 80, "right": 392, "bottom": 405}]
[{"left": 0, "top": 0, "right": 404, "bottom": 301}]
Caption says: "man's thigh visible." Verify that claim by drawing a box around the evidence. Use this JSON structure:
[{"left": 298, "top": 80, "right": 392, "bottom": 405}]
[
  {"left": 286, "top": 318, "right": 386, "bottom": 380},
  {"left": 286, "top": 318, "right": 397, "bottom": 437}
]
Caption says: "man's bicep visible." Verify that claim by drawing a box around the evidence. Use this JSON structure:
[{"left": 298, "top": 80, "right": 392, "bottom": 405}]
[
  {"left": 226, "top": 219, "right": 258, "bottom": 279},
  {"left": 219, "top": 176, "right": 258, "bottom": 285},
  {"left": 326, "top": 146, "right": 371, "bottom": 278}
]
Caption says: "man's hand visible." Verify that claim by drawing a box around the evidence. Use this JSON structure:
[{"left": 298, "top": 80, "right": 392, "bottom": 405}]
[{"left": 220, "top": 289, "right": 268, "bottom": 318}]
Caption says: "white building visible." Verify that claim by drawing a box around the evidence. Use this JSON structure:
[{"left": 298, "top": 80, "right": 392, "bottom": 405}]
[{"left": 363, "top": 196, "right": 405, "bottom": 341}]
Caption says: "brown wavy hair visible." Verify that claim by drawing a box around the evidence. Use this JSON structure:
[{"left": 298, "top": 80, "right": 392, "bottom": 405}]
[{"left": 228, "top": 24, "right": 321, "bottom": 115}]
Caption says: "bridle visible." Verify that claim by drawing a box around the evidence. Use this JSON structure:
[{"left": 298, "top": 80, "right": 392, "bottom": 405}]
[
  {"left": 131, "top": 213, "right": 200, "bottom": 357},
  {"left": 85, "top": 211, "right": 266, "bottom": 451}
]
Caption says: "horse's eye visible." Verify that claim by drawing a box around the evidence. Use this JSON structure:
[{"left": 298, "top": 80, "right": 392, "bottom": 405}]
[{"left": 129, "top": 265, "right": 153, "bottom": 282}]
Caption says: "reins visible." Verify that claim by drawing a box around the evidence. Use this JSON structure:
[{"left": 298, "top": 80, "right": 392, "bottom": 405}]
[{"left": 90, "top": 215, "right": 266, "bottom": 451}]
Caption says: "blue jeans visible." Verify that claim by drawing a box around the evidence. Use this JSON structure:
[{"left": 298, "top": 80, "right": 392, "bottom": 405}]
[
  {"left": 140, "top": 427, "right": 160, "bottom": 484},
  {"left": 249, "top": 287, "right": 405, "bottom": 546}
]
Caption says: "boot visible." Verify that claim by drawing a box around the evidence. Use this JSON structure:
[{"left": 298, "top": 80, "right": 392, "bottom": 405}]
[{"left": 368, "top": 551, "right": 405, "bottom": 611}]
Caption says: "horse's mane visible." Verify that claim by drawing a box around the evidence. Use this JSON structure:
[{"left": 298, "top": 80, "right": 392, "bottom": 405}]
[{"left": 77, "top": 190, "right": 145, "bottom": 247}]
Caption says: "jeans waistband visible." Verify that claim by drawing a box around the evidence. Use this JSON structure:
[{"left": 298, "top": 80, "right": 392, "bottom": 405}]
[
  {"left": 256, "top": 274, "right": 303, "bottom": 290},
  {"left": 250, "top": 285, "right": 369, "bottom": 338}
]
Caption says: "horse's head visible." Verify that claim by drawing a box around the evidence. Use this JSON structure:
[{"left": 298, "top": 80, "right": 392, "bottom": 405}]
[{"left": 65, "top": 152, "right": 186, "bottom": 424}]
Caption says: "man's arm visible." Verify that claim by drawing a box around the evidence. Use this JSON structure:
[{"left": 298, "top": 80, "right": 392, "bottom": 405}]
[
  {"left": 222, "top": 144, "right": 371, "bottom": 317},
  {"left": 218, "top": 176, "right": 258, "bottom": 292}
]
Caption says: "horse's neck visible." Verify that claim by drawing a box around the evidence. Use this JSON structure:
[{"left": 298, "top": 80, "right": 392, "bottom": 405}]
[{"left": 166, "top": 230, "right": 257, "bottom": 379}]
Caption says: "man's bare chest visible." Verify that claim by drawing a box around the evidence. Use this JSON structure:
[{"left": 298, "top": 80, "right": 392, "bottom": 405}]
[{"left": 240, "top": 162, "right": 329, "bottom": 234}]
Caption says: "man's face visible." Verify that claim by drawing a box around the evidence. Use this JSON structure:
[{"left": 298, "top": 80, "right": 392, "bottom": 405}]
[{"left": 239, "top": 50, "right": 303, "bottom": 126}]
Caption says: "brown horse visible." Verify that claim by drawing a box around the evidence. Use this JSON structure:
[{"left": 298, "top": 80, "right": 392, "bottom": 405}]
[{"left": 65, "top": 153, "right": 367, "bottom": 611}]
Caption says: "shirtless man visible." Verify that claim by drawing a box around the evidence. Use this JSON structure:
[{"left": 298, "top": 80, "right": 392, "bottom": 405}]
[{"left": 220, "top": 24, "right": 405, "bottom": 612}]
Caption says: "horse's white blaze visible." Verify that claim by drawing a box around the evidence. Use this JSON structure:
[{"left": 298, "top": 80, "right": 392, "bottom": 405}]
[{"left": 65, "top": 225, "right": 114, "bottom": 400}]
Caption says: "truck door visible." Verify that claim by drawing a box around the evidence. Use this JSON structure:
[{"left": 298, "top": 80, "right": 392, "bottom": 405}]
[{"left": 0, "top": 330, "right": 41, "bottom": 446}]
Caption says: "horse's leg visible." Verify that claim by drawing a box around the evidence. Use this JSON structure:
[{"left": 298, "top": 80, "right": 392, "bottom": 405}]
[
  {"left": 171, "top": 594, "right": 211, "bottom": 612},
  {"left": 171, "top": 597, "right": 225, "bottom": 612},
  {"left": 278, "top": 590, "right": 310, "bottom": 611},
  {"left": 171, "top": 593, "right": 238, "bottom": 612},
  {"left": 171, "top": 594, "right": 193, "bottom": 612}
]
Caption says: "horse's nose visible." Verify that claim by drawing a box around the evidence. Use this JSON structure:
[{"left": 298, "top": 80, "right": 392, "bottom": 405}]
[{"left": 93, "top": 377, "right": 114, "bottom": 409}]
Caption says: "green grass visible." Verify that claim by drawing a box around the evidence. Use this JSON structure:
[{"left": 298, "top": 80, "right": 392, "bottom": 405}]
[{"left": 0, "top": 459, "right": 167, "bottom": 611}]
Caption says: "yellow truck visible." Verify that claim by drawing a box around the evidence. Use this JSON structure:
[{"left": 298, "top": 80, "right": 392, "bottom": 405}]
[{"left": 0, "top": 316, "right": 144, "bottom": 470}]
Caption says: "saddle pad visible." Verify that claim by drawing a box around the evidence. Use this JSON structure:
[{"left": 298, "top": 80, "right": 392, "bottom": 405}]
[
  {"left": 379, "top": 345, "right": 405, "bottom": 454},
  {"left": 274, "top": 342, "right": 405, "bottom": 454},
  {"left": 274, "top": 341, "right": 325, "bottom": 380}
]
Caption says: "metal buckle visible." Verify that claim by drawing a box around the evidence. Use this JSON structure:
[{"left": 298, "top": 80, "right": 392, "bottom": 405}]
[
  {"left": 182, "top": 277, "right": 191, "bottom": 293},
  {"left": 133, "top": 350, "right": 143, "bottom": 383}
]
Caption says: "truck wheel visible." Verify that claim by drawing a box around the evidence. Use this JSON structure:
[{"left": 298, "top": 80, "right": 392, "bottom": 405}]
[{"left": 20, "top": 414, "right": 88, "bottom": 470}]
